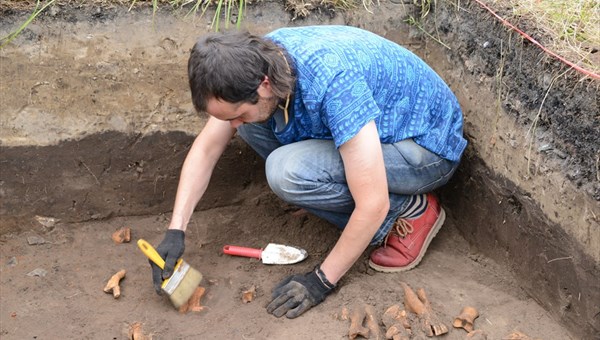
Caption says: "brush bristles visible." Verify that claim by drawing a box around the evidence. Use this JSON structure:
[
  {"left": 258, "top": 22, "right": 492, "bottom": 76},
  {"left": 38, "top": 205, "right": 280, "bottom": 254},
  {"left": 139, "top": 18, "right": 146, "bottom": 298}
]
[{"left": 163, "top": 262, "right": 203, "bottom": 308}]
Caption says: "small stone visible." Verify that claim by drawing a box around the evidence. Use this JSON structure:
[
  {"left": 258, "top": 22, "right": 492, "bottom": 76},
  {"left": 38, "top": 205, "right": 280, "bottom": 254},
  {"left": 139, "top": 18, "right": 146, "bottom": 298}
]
[
  {"left": 7, "top": 257, "right": 17, "bottom": 267},
  {"left": 49, "top": 6, "right": 59, "bottom": 16},
  {"left": 553, "top": 149, "right": 568, "bottom": 159},
  {"left": 27, "top": 235, "right": 47, "bottom": 245},
  {"left": 34, "top": 215, "right": 59, "bottom": 229},
  {"left": 27, "top": 268, "right": 48, "bottom": 277}
]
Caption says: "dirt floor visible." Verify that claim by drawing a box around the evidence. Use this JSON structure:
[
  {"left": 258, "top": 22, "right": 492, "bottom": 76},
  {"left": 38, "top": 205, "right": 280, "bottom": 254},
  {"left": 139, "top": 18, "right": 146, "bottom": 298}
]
[
  {"left": 0, "top": 1, "right": 597, "bottom": 339},
  {"left": 0, "top": 182, "right": 574, "bottom": 339}
]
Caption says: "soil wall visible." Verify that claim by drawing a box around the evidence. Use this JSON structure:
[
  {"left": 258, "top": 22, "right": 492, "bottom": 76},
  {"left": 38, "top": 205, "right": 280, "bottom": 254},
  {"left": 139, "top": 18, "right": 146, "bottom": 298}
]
[
  {"left": 417, "top": 2, "right": 599, "bottom": 337},
  {"left": 0, "top": 1, "right": 598, "bottom": 338}
]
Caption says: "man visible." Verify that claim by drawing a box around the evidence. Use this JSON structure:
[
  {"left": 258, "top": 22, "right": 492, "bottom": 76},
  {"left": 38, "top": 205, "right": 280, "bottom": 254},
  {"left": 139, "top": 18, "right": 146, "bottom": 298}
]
[{"left": 150, "top": 25, "right": 466, "bottom": 319}]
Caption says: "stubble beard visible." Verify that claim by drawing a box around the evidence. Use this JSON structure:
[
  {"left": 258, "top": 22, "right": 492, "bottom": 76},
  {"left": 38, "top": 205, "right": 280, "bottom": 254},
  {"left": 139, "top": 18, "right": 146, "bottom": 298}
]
[{"left": 255, "top": 96, "right": 280, "bottom": 124}]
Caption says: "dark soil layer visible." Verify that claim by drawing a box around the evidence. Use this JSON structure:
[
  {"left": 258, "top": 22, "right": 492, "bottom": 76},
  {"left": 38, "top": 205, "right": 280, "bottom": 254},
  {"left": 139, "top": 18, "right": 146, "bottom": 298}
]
[
  {"left": 1, "top": 1, "right": 598, "bottom": 339},
  {"left": 440, "top": 157, "right": 600, "bottom": 339},
  {"left": 422, "top": 1, "right": 600, "bottom": 338},
  {"left": 1, "top": 133, "right": 263, "bottom": 231},
  {"left": 427, "top": 0, "right": 599, "bottom": 200}
]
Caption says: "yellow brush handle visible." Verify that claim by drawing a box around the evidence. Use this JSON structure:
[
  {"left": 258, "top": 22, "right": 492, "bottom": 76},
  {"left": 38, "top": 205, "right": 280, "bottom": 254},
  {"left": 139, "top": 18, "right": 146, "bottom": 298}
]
[{"left": 137, "top": 239, "right": 166, "bottom": 269}]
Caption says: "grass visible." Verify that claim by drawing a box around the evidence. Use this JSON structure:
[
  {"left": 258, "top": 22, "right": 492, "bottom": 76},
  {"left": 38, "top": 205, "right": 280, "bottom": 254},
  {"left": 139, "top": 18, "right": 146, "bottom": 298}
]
[
  {"left": 484, "top": 0, "right": 599, "bottom": 75},
  {"left": 1, "top": 0, "right": 599, "bottom": 75},
  {"left": 0, "top": 0, "right": 246, "bottom": 41},
  {"left": 0, "top": 0, "right": 56, "bottom": 48},
  {"left": 405, "top": 14, "right": 451, "bottom": 50}
]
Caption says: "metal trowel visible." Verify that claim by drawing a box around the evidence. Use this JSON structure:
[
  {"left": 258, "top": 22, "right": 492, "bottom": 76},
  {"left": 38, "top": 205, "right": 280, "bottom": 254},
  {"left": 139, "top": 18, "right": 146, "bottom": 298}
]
[{"left": 223, "top": 243, "right": 308, "bottom": 265}]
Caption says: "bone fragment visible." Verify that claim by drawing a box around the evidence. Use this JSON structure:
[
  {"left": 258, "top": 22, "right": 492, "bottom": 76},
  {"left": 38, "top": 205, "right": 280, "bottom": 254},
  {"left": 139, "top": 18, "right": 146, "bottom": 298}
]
[
  {"left": 400, "top": 282, "right": 448, "bottom": 337},
  {"left": 242, "top": 285, "right": 256, "bottom": 303},
  {"left": 382, "top": 305, "right": 411, "bottom": 340},
  {"left": 103, "top": 269, "right": 126, "bottom": 298},
  {"left": 364, "top": 305, "right": 384, "bottom": 340},
  {"left": 349, "top": 305, "right": 370, "bottom": 339},
  {"left": 179, "top": 286, "right": 206, "bottom": 314},
  {"left": 503, "top": 331, "right": 539, "bottom": 340},
  {"left": 467, "top": 329, "right": 488, "bottom": 339},
  {"left": 111, "top": 227, "right": 131, "bottom": 244},
  {"left": 416, "top": 287, "right": 449, "bottom": 336},
  {"left": 129, "top": 322, "right": 151, "bottom": 340},
  {"left": 401, "top": 282, "right": 427, "bottom": 315},
  {"left": 341, "top": 306, "right": 350, "bottom": 320},
  {"left": 453, "top": 306, "right": 479, "bottom": 332},
  {"left": 382, "top": 304, "right": 411, "bottom": 330}
]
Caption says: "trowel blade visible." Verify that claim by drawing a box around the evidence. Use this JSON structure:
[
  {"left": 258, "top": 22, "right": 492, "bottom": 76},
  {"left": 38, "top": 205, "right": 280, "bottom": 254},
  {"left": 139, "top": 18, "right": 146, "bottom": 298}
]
[{"left": 261, "top": 243, "right": 308, "bottom": 265}]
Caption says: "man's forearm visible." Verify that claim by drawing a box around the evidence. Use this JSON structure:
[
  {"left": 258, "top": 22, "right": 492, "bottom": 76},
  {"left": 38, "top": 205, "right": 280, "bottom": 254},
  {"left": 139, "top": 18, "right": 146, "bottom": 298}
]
[
  {"left": 320, "top": 207, "right": 387, "bottom": 284},
  {"left": 168, "top": 119, "right": 235, "bottom": 231},
  {"left": 168, "top": 163, "right": 212, "bottom": 231}
]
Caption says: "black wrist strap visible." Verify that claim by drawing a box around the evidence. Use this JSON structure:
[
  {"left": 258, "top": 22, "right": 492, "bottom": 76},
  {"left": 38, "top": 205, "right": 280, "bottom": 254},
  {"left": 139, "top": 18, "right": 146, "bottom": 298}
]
[{"left": 314, "top": 266, "right": 335, "bottom": 290}]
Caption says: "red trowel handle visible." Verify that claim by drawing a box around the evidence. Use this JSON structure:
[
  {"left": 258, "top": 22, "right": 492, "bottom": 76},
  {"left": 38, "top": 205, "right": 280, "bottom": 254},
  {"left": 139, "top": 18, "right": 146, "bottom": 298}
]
[{"left": 223, "top": 245, "right": 262, "bottom": 259}]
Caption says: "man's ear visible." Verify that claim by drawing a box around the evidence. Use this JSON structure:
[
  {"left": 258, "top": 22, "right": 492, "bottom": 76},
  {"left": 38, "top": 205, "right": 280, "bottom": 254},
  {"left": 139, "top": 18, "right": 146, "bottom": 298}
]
[{"left": 257, "top": 76, "right": 274, "bottom": 98}]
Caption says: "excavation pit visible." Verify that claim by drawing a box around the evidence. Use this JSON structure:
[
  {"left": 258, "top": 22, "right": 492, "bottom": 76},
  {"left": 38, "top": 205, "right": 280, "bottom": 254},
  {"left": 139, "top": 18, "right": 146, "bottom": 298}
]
[{"left": 1, "top": 2, "right": 598, "bottom": 339}]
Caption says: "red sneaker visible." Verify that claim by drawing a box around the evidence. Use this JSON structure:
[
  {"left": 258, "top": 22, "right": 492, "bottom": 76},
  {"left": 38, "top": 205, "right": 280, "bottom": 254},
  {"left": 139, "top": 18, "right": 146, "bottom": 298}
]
[{"left": 368, "top": 193, "right": 445, "bottom": 272}]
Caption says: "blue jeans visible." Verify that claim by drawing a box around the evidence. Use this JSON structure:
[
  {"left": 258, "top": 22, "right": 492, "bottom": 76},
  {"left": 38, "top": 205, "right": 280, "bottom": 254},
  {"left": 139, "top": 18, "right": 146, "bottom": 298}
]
[{"left": 237, "top": 123, "right": 460, "bottom": 245}]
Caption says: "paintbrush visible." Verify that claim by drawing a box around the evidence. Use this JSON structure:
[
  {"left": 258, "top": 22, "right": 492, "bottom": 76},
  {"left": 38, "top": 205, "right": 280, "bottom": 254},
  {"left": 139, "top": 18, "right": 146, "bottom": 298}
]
[{"left": 137, "top": 239, "right": 203, "bottom": 308}]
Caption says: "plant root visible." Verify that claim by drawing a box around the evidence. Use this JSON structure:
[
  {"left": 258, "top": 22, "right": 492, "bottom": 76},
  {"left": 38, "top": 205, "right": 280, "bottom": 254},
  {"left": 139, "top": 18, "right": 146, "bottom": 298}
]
[
  {"left": 400, "top": 282, "right": 448, "bottom": 337},
  {"left": 111, "top": 227, "right": 131, "bottom": 244},
  {"left": 103, "top": 269, "right": 126, "bottom": 298},
  {"left": 453, "top": 306, "right": 479, "bottom": 332},
  {"left": 178, "top": 286, "right": 206, "bottom": 314}
]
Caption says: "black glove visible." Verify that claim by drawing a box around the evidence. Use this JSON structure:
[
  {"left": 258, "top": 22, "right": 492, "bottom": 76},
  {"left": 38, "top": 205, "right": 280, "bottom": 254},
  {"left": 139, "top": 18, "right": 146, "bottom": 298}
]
[
  {"left": 266, "top": 266, "right": 335, "bottom": 318},
  {"left": 151, "top": 229, "right": 185, "bottom": 294}
]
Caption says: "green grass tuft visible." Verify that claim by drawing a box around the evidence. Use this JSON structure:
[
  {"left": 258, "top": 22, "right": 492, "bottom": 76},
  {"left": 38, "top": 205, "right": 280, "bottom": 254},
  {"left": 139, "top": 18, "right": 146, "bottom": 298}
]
[{"left": 1, "top": 0, "right": 56, "bottom": 48}]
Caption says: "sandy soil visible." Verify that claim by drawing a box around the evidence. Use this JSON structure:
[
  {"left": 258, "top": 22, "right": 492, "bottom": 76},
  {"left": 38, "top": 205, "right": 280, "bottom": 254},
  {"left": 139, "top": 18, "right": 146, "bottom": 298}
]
[{"left": 0, "top": 182, "right": 574, "bottom": 339}]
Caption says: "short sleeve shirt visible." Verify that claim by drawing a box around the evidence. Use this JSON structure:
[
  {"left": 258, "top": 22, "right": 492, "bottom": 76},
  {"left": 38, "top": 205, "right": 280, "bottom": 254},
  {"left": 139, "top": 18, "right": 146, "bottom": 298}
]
[{"left": 265, "top": 25, "right": 467, "bottom": 162}]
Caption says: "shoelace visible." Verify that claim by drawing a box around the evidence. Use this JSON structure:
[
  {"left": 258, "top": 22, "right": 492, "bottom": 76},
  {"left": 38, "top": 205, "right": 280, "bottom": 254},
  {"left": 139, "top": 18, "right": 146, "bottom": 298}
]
[{"left": 383, "top": 218, "right": 414, "bottom": 246}]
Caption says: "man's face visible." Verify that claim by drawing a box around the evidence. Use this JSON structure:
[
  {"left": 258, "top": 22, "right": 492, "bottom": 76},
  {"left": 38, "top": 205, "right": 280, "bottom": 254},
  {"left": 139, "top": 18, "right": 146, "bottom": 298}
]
[{"left": 205, "top": 77, "right": 279, "bottom": 129}]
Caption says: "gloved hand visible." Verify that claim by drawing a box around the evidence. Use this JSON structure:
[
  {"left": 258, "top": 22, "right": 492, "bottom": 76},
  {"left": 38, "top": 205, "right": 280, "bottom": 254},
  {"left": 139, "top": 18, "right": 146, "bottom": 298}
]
[
  {"left": 151, "top": 229, "right": 185, "bottom": 294},
  {"left": 266, "top": 266, "right": 335, "bottom": 318}
]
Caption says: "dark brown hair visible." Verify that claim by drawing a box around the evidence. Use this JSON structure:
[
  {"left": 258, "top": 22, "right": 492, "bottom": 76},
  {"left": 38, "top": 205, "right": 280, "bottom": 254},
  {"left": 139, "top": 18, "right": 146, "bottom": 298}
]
[{"left": 188, "top": 30, "right": 294, "bottom": 112}]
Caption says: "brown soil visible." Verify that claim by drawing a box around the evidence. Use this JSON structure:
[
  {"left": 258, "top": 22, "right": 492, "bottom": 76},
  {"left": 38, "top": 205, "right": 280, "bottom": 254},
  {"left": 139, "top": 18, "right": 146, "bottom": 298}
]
[
  {"left": 0, "top": 1, "right": 596, "bottom": 339},
  {"left": 0, "top": 183, "right": 573, "bottom": 339}
]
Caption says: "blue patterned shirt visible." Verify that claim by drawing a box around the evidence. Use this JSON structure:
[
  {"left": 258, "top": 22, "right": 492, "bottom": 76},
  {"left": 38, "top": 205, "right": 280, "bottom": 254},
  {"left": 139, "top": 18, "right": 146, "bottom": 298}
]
[{"left": 266, "top": 25, "right": 467, "bottom": 162}]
